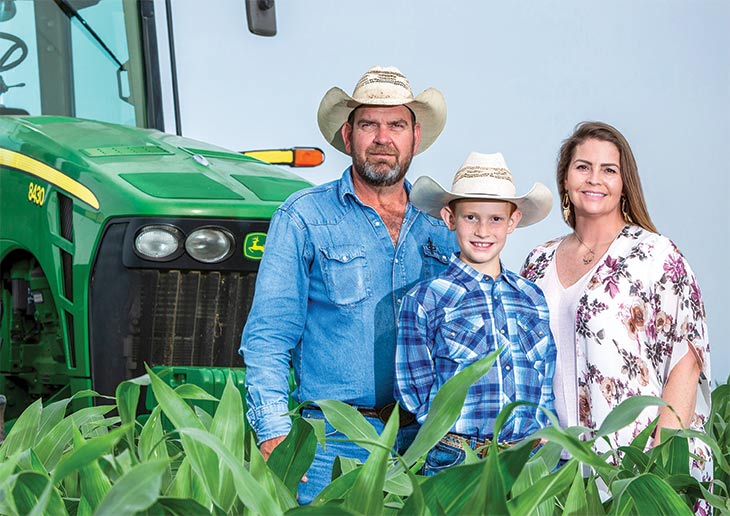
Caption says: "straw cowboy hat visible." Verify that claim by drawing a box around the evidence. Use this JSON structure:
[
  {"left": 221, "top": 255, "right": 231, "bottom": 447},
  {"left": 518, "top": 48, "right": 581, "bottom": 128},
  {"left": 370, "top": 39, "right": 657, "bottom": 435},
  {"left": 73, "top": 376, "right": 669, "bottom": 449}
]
[
  {"left": 317, "top": 65, "right": 447, "bottom": 155},
  {"left": 411, "top": 152, "right": 553, "bottom": 228}
]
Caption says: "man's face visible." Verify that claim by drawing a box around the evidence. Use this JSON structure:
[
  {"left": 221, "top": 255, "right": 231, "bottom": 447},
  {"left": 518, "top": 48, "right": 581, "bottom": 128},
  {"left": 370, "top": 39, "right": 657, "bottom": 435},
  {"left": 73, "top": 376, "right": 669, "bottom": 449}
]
[{"left": 342, "top": 105, "right": 422, "bottom": 187}]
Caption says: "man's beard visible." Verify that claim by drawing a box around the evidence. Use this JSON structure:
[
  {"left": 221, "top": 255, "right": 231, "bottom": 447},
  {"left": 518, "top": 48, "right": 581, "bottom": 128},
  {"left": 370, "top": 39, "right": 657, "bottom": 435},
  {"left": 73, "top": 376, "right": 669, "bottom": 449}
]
[{"left": 352, "top": 147, "right": 413, "bottom": 187}]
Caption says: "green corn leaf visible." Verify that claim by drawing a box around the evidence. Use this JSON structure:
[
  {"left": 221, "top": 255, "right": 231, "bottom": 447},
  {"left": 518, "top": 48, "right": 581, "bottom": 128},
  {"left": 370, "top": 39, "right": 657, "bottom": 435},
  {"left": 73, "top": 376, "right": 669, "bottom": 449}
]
[
  {"left": 37, "top": 399, "right": 72, "bottom": 440},
  {"left": 34, "top": 418, "right": 73, "bottom": 470},
  {"left": 312, "top": 466, "right": 361, "bottom": 504},
  {"left": 498, "top": 438, "right": 541, "bottom": 493},
  {"left": 397, "top": 457, "right": 429, "bottom": 516},
  {"left": 141, "top": 497, "right": 213, "bottom": 515},
  {"left": 511, "top": 458, "right": 552, "bottom": 516},
  {"left": 73, "top": 427, "right": 112, "bottom": 512},
  {"left": 562, "top": 464, "right": 589, "bottom": 515},
  {"left": 51, "top": 424, "right": 129, "bottom": 483},
  {"left": 699, "top": 483, "right": 730, "bottom": 512},
  {"left": 616, "top": 445, "right": 651, "bottom": 474},
  {"left": 73, "top": 406, "right": 118, "bottom": 433},
  {"left": 176, "top": 427, "right": 287, "bottom": 514},
  {"left": 397, "top": 351, "right": 499, "bottom": 471},
  {"left": 0, "top": 398, "right": 43, "bottom": 459},
  {"left": 166, "top": 458, "right": 208, "bottom": 505},
  {"left": 584, "top": 474, "right": 606, "bottom": 514},
  {"left": 463, "top": 442, "right": 509, "bottom": 515},
  {"left": 116, "top": 374, "right": 150, "bottom": 454},
  {"left": 94, "top": 458, "right": 170, "bottom": 515},
  {"left": 657, "top": 432, "right": 690, "bottom": 476},
  {"left": 267, "top": 416, "right": 317, "bottom": 495},
  {"left": 175, "top": 383, "right": 220, "bottom": 402},
  {"left": 209, "top": 375, "right": 246, "bottom": 509},
  {"left": 507, "top": 458, "right": 578, "bottom": 515},
  {"left": 609, "top": 473, "right": 693, "bottom": 515},
  {"left": 138, "top": 406, "right": 167, "bottom": 462},
  {"left": 344, "top": 405, "right": 399, "bottom": 515},
  {"left": 146, "top": 366, "right": 221, "bottom": 502},
  {"left": 407, "top": 462, "right": 482, "bottom": 513},
  {"left": 13, "top": 471, "right": 65, "bottom": 516},
  {"left": 315, "top": 400, "right": 381, "bottom": 452},
  {"left": 594, "top": 395, "right": 666, "bottom": 438},
  {"left": 383, "top": 471, "right": 413, "bottom": 497},
  {"left": 0, "top": 472, "right": 20, "bottom": 516},
  {"left": 194, "top": 406, "right": 214, "bottom": 430},
  {"left": 146, "top": 365, "right": 205, "bottom": 432},
  {"left": 248, "top": 432, "right": 292, "bottom": 511},
  {"left": 527, "top": 426, "right": 610, "bottom": 473}
]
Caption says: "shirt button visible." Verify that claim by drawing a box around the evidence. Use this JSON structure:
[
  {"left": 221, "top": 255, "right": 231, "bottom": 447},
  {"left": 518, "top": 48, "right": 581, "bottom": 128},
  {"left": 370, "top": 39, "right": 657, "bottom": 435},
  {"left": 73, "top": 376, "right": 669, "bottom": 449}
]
[
  {"left": 441, "top": 255, "right": 447, "bottom": 261},
  {"left": 342, "top": 255, "right": 348, "bottom": 261},
  {"left": 450, "top": 331, "right": 456, "bottom": 337},
  {"left": 375, "top": 221, "right": 381, "bottom": 226},
  {"left": 500, "top": 329, "right": 505, "bottom": 334},
  {"left": 538, "top": 331, "right": 544, "bottom": 336},
  {"left": 505, "top": 365, "right": 511, "bottom": 371},
  {"left": 394, "top": 258, "right": 399, "bottom": 264}
]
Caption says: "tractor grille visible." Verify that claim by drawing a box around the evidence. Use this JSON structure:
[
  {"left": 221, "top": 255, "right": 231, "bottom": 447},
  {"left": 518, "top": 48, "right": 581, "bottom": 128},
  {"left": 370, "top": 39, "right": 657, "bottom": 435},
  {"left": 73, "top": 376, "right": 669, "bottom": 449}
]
[
  {"left": 89, "top": 220, "right": 264, "bottom": 396},
  {"left": 132, "top": 269, "right": 256, "bottom": 368}
]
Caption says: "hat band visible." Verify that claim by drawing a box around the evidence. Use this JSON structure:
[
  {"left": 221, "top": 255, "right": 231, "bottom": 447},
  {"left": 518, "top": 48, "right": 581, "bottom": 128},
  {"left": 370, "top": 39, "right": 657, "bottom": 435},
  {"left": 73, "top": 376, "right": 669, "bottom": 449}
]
[{"left": 454, "top": 167, "right": 513, "bottom": 184}]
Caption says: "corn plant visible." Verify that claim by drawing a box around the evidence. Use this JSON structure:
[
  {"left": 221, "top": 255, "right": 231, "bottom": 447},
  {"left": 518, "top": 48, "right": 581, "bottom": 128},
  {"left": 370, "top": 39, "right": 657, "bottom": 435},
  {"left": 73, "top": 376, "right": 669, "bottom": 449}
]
[{"left": 0, "top": 357, "right": 728, "bottom": 515}]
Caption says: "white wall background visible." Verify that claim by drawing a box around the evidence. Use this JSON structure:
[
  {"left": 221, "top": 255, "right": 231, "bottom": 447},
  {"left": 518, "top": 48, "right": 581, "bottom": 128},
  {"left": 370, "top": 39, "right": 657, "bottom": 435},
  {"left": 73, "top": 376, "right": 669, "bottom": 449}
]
[{"left": 168, "top": 0, "right": 729, "bottom": 383}]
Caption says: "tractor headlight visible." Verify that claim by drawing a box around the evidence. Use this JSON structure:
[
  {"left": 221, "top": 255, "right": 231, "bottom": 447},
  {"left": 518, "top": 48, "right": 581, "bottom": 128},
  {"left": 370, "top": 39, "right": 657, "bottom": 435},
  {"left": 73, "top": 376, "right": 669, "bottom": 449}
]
[
  {"left": 134, "top": 225, "right": 183, "bottom": 260},
  {"left": 185, "top": 227, "right": 234, "bottom": 263}
]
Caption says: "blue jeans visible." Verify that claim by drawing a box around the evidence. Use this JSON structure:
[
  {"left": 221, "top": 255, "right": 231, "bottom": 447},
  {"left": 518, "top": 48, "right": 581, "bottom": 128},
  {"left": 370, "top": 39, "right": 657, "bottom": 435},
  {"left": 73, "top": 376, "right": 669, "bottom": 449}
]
[
  {"left": 422, "top": 436, "right": 543, "bottom": 476},
  {"left": 422, "top": 438, "right": 475, "bottom": 476},
  {"left": 297, "top": 408, "right": 419, "bottom": 505}
]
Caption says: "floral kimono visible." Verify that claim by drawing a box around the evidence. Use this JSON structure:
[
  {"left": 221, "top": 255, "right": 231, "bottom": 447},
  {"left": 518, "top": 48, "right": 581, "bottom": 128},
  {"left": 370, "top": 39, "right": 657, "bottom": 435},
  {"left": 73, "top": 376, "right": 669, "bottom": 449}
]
[{"left": 522, "top": 225, "right": 712, "bottom": 483}]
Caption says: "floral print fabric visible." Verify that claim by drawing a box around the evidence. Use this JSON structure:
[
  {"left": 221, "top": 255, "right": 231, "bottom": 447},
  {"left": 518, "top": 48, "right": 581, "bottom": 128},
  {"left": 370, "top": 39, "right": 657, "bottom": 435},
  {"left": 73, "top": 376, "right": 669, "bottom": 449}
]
[{"left": 521, "top": 225, "right": 712, "bottom": 482}]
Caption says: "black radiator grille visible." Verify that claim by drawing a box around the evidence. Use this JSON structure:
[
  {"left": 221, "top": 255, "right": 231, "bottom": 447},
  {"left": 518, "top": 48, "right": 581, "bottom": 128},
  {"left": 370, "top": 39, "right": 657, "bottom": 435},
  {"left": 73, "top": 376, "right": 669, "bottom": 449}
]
[
  {"left": 90, "top": 220, "right": 264, "bottom": 396},
  {"left": 133, "top": 270, "right": 256, "bottom": 369}
]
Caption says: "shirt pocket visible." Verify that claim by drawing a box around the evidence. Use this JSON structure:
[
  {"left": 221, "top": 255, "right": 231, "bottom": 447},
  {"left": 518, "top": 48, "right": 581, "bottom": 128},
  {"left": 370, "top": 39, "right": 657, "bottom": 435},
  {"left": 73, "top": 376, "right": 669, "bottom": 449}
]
[
  {"left": 420, "top": 241, "right": 451, "bottom": 280},
  {"left": 514, "top": 313, "right": 551, "bottom": 363},
  {"left": 320, "top": 245, "right": 372, "bottom": 307},
  {"left": 513, "top": 313, "right": 550, "bottom": 393},
  {"left": 438, "top": 315, "right": 488, "bottom": 363}
]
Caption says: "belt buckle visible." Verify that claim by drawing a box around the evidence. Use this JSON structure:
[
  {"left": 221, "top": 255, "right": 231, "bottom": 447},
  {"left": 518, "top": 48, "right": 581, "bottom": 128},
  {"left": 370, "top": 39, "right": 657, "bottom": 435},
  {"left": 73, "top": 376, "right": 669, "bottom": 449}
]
[{"left": 378, "top": 403, "right": 416, "bottom": 428}]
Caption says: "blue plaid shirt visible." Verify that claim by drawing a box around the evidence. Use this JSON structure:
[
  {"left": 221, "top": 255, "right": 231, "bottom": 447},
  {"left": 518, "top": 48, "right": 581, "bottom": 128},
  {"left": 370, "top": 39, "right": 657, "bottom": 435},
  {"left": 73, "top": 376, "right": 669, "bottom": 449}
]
[{"left": 395, "top": 254, "right": 556, "bottom": 441}]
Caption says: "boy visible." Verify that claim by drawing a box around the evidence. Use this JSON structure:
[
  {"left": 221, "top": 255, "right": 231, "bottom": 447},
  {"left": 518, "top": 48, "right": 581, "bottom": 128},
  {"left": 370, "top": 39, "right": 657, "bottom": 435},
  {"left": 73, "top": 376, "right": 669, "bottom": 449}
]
[{"left": 394, "top": 151, "right": 556, "bottom": 475}]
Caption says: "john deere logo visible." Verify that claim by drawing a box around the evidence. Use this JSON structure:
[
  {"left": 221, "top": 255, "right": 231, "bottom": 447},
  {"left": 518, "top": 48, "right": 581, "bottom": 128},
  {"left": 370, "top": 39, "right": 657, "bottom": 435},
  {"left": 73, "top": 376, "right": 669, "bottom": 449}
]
[{"left": 244, "top": 232, "right": 266, "bottom": 260}]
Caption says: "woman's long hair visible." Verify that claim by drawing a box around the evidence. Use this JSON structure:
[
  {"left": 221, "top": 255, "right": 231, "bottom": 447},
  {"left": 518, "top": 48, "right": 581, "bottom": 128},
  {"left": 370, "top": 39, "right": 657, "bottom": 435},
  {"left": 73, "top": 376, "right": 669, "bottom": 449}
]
[{"left": 556, "top": 121, "right": 657, "bottom": 233}]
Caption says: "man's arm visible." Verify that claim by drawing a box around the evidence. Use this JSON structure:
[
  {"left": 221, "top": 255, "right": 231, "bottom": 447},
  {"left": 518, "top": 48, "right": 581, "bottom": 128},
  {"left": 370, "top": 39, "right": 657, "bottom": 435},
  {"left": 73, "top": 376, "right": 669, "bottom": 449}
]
[{"left": 240, "top": 207, "right": 311, "bottom": 449}]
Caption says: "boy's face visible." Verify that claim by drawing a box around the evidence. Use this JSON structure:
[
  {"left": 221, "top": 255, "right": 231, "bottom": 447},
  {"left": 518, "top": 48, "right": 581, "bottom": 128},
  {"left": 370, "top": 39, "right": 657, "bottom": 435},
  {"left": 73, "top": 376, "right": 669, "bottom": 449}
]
[{"left": 440, "top": 200, "right": 522, "bottom": 278}]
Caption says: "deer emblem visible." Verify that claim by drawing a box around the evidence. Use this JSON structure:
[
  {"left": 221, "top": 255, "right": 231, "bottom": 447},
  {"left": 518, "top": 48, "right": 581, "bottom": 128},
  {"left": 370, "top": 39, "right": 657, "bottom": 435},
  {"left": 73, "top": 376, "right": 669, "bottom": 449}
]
[{"left": 248, "top": 236, "right": 265, "bottom": 255}]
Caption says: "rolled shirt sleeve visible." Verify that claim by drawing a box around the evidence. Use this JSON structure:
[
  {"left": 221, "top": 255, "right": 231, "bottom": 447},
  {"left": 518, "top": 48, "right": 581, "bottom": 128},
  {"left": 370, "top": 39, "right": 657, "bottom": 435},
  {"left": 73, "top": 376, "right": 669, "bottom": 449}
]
[{"left": 240, "top": 207, "right": 310, "bottom": 443}]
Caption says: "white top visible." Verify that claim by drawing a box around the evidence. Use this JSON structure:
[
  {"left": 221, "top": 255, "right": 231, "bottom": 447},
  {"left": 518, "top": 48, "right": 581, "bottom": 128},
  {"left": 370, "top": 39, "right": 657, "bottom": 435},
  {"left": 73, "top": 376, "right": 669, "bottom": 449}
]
[{"left": 540, "top": 256, "right": 596, "bottom": 429}]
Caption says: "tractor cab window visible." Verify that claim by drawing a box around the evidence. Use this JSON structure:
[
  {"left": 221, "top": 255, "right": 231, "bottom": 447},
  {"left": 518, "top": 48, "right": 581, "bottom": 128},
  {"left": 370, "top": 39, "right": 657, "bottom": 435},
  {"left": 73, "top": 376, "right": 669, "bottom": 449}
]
[{"left": 0, "top": 0, "right": 142, "bottom": 126}]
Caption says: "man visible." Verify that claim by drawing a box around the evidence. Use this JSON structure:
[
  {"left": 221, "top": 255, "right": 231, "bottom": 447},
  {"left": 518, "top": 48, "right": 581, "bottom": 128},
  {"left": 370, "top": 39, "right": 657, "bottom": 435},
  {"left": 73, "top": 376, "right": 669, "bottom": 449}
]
[{"left": 239, "top": 65, "right": 457, "bottom": 503}]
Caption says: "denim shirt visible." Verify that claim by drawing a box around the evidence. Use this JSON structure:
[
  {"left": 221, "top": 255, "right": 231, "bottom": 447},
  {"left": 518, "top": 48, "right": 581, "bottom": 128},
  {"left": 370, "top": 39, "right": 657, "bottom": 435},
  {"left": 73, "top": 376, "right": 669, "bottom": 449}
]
[{"left": 240, "top": 168, "right": 457, "bottom": 442}]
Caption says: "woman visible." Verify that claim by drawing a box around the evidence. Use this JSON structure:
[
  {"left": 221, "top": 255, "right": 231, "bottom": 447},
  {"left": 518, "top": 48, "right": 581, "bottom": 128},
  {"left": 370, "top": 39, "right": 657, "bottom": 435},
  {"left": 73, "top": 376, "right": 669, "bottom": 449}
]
[{"left": 521, "top": 121, "right": 712, "bottom": 484}]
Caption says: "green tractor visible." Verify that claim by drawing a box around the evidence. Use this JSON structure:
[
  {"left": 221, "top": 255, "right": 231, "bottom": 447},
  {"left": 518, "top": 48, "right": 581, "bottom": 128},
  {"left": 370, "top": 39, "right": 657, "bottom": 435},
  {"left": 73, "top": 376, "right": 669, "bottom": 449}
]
[
  {"left": 0, "top": 1, "right": 319, "bottom": 436},
  {"left": 0, "top": 115, "right": 315, "bottom": 434}
]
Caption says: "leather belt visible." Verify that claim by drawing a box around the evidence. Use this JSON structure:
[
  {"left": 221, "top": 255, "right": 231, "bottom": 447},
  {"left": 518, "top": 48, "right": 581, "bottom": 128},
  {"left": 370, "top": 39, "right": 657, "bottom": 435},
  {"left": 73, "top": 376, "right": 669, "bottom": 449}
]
[
  {"left": 305, "top": 403, "right": 416, "bottom": 428},
  {"left": 439, "top": 432, "right": 526, "bottom": 456}
]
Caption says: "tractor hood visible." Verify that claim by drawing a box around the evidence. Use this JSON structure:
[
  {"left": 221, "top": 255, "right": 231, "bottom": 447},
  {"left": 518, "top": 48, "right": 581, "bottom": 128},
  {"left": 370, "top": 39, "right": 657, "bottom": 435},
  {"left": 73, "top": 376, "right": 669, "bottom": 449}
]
[{"left": 0, "top": 116, "right": 313, "bottom": 220}]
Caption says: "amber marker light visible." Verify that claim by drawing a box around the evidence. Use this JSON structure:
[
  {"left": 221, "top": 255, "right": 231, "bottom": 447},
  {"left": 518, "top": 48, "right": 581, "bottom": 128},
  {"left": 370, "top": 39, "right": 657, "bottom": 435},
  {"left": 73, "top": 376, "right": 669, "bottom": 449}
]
[{"left": 241, "top": 147, "right": 324, "bottom": 168}]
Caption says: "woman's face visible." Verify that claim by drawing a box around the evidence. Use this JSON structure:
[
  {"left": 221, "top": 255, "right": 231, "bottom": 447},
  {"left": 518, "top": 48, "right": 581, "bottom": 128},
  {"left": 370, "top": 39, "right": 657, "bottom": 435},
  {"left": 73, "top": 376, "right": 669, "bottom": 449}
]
[{"left": 564, "top": 138, "right": 623, "bottom": 222}]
